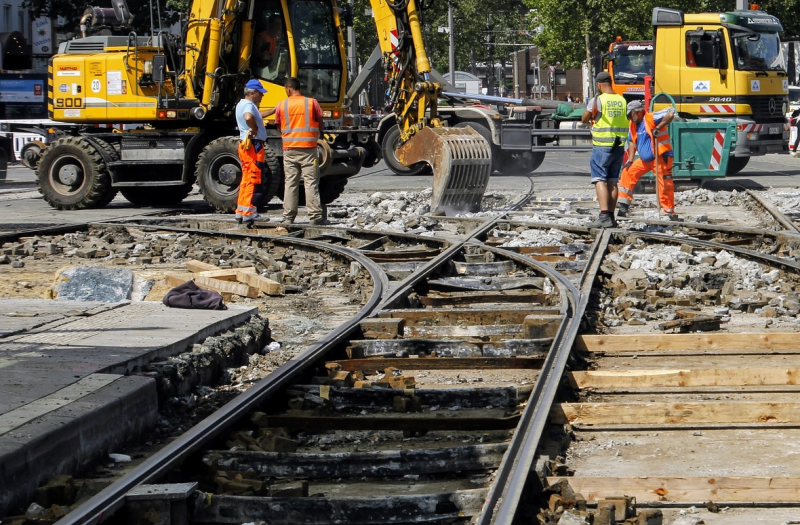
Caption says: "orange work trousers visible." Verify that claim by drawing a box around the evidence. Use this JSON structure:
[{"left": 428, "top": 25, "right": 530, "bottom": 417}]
[
  {"left": 236, "top": 140, "right": 266, "bottom": 222},
  {"left": 618, "top": 154, "right": 675, "bottom": 214}
]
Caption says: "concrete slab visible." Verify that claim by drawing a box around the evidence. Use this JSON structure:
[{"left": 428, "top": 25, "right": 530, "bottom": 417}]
[
  {"left": 0, "top": 298, "right": 257, "bottom": 515},
  {"left": 0, "top": 375, "right": 157, "bottom": 515}
]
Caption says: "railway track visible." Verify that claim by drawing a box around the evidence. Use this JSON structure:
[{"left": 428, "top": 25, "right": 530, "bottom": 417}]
[{"left": 9, "top": 182, "right": 800, "bottom": 524}]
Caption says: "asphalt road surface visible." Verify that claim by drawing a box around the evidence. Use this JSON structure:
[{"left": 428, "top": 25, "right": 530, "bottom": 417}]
[{"left": 2, "top": 151, "right": 800, "bottom": 229}]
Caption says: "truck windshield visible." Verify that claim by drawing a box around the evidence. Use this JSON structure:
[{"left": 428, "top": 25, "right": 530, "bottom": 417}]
[
  {"left": 290, "top": 0, "right": 342, "bottom": 103},
  {"left": 731, "top": 32, "right": 785, "bottom": 71},
  {"left": 612, "top": 47, "right": 654, "bottom": 84}
]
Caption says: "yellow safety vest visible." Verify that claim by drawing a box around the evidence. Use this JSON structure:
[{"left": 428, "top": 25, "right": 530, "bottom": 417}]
[{"left": 592, "top": 93, "right": 628, "bottom": 147}]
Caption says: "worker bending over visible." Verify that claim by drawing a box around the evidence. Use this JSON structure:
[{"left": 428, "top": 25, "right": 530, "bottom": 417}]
[{"left": 616, "top": 100, "right": 677, "bottom": 220}]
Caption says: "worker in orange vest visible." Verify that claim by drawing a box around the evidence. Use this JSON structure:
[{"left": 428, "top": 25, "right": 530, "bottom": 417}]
[
  {"left": 616, "top": 100, "right": 677, "bottom": 220},
  {"left": 274, "top": 77, "right": 327, "bottom": 225},
  {"left": 254, "top": 14, "right": 282, "bottom": 64},
  {"left": 234, "top": 79, "right": 275, "bottom": 226}
]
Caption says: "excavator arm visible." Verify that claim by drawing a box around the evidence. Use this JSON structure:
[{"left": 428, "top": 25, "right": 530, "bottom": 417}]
[{"left": 368, "top": 0, "right": 492, "bottom": 214}]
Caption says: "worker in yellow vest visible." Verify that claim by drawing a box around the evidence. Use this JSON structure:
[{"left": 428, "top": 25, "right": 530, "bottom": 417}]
[
  {"left": 274, "top": 77, "right": 327, "bottom": 225},
  {"left": 581, "top": 72, "right": 628, "bottom": 228}
]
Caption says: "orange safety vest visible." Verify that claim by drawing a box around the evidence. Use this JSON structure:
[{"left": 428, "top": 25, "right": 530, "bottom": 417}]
[
  {"left": 629, "top": 112, "right": 671, "bottom": 158},
  {"left": 257, "top": 30, "right": 277, "bottom": 57},
  {"left": 279, "top": 96, "right": 320, "bottom": 149}
]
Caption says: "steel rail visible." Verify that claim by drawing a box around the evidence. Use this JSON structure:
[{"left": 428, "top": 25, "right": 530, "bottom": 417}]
[
  {"left": 743, "top": 188, "right": 800, "bottom": 235},
  {"left": 478, "top": 230, "right": 611, "bottom": 525},
  {"left": 58, "top": 228, "right": 388, "bottom": 525},
  {"left": 54, "top": 180, "right": 540, "bottom": 524}
]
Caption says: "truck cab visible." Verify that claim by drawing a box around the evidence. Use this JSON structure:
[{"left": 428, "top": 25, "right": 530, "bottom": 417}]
[
  {"left": 605, "top": 39, "right": 653, "bottom": 102},
  {"left": 652, "top": 7, "right": 789, "bottom": 171}
]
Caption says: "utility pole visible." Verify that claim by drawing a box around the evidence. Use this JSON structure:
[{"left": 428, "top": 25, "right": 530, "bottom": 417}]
[
  {"left": 347, "top": 0, "right": 357, "bottom": 81},
  {"left": 448, "top": 1, "right": 455, "bottom": 79},
  {"left": 735, "top": 0, "right": 747, "bottom": 9}
]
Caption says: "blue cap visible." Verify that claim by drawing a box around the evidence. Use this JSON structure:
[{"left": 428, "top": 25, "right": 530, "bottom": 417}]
[{"left": 245, "top": 79, "right": 267, "bottom": 94}]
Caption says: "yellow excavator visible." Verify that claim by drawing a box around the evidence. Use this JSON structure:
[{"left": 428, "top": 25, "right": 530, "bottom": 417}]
[
  {"left": 38, "top": 0, "right": 491, "bottom": 214},
  {"left": 366, "top": 0, "right": 492, "bottom": 213},
  {"left": 40, "top": 0, "right": 380, "bottom": 211}
]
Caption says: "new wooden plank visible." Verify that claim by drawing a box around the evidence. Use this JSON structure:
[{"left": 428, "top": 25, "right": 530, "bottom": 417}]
[
  {"left": 570, "top": 367, "right": 800, "bottom": 389},
  {"left": 329, "top": 357, "right": 544, "bottom": 371},
  {"left": 236, "top": 271, "right": 283, "bottom": 295},
  {"left": 196, "top": 267, "right": 256, "bottom": 281},
  {"left": 185, "top": 259, "right": 218, "bottom": 273},
  {"left": 552, "top": 401, "right": 800, "bottom": 426},
  {"left": 164, "top": 272, "right": 194, "bottom": 288},
  {"left": 195, "top": 276, "right": 258, "bottom": 298},
  {"left": 546, "top": 476, "right": 800, "bottom": 503},
  {"left": 577, "top": 333, "right": 800, "bottom": 354}
]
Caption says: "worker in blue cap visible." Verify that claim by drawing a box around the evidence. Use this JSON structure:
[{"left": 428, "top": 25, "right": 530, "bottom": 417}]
[{"left": 234, "top": 79, "right": 275, "bottom": 225}]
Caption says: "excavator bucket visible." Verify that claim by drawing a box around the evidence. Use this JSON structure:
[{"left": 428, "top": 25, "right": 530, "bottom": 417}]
[{"left": 396, "top": 126, "right": 492, "bottom": 215}]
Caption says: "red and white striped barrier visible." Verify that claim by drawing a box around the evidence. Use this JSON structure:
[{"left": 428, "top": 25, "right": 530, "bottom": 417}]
[
  {"left": 700, "top": 104, "right": 736, "bottom": 114},
  {"left": 709, "top": 129, "right": 725, "bottom": 170},
  {"left": 739, "top": 123, "right": 762, "bottom": 133}
]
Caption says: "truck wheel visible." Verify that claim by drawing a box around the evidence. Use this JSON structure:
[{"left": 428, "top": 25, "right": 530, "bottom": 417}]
[
  {"left": 121, "top": 184, "right": 193, "bottom": 206},
  {"left": 196, "top": 137, "right": 241, "bottom": 212},
  {"left": 197, "top": 137, "right": 282, "bottom": 213},
  {"left": 36, "top": 137, "right": 114, "bottom": 210},
  {"left": 20, "top": 141, "right": 46, "bottom": 170},
  {"left": 726, "top": 156, "right": 750, "bottom": 175},
  {"left": 382, "top": 126, "right": 429, "bottom": 176},
  {"left": 496, "top": 151, "right": 546, "bottom": 175},
  {"left": 454, "top": 122, "right": 500, "bottom": 173}
]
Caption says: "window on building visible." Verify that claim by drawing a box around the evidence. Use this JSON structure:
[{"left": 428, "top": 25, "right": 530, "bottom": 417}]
[
  {"left": 18, "top": 10, "right": 26, "bottom": 38},
  {"left": 3, "top": 5, "right": 11, "bottom": 32}
]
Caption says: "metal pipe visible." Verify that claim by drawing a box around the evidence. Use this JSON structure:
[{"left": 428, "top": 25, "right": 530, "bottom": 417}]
[
  {"left": 201, "top": 17, "right": 222, "bottom": 108},
  {"left": 448, "top": 1, "right": 455, "bottom": 80},
  {"left": 406, "top": 0, "right": 431, "bottom": 75}
]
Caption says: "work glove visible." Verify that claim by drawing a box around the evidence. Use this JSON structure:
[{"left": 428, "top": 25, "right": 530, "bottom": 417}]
[
  {"left": 242, "top": 129, "right": 252, "bottom": 150},
  {"left": 623, "top": 161, "right": 633, "bottom": 170}
]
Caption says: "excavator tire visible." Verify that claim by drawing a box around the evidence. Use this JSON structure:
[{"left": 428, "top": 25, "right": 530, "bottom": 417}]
[
  {"left": 382, "top": 126, "right": 430, "bottom": 176},
  {"left": 89, "top": 139, "right": 120, "bottom": 207},
  {"left": 726, "top": 156, "right": 750, "bottom": 175},
  {"left": 275, "top": 174, "right": 347, "bottom": 207},
  {"left": 120, "top": 183, "right": 193, "bottom": 206},
  {"left": 197, "top": 136, "right": 281, "bottom": 213},
  {"left": 36, "top": 137, "right": 114, "bottom": 210}
]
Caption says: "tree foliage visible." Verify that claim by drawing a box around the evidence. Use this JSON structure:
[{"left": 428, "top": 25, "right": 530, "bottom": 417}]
[
  {"left": 23, "top": 0, "right": 180, "bottom": 36},
  {"left": 351, "top": 0, "right": 533, "bottom": 85},
  {"left": 526, "top": 0, "right": 800, "bottom": 86}
]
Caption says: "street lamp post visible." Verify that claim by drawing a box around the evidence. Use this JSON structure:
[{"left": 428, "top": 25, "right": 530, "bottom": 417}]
[{"left": 448, "top": 1, "right": 455, "bottom": 81}]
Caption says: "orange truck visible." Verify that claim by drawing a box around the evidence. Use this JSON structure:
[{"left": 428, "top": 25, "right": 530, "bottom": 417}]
[{"left": 604, "top": 38, "right": 654, "bottom": 102}]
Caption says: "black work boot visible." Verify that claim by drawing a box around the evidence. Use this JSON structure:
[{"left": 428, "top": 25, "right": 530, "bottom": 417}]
[
  {"left": 616, "top": 202, "right": 630, "bottom": 218},
  {"left": 587, "top": 213, "right": 615, "bottom": 229}
]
